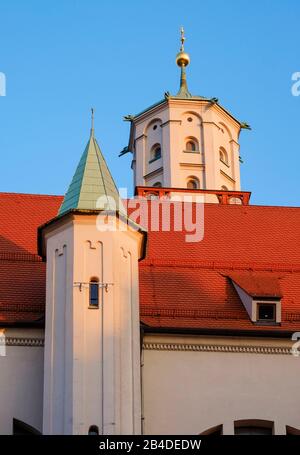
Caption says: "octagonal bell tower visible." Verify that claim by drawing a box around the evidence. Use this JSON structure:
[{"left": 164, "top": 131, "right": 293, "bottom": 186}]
[{"left": 121, "top": 29, "right": 250, "bottom": 199}]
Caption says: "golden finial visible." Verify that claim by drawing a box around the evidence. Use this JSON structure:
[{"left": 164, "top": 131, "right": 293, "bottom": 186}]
[
  {"left": 175, "top": 27, "right": 191, "bottom": 98},
  {"left": 176, "top": 26, "right": 190, "bottom": 67}
]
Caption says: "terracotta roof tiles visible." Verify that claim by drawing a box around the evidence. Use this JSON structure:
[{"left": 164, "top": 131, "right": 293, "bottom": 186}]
[{"left": 0, "top": 193, "right": 299, "bottom": 333}]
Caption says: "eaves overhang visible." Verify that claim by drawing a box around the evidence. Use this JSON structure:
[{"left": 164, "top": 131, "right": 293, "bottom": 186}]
[{"left": 37, "top": 208, "right": 147, "bottom": 262}]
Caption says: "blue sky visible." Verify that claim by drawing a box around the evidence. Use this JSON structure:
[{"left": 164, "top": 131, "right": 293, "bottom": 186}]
[{"left": 0, "top": 0, "right": 299, "bottom": 206}]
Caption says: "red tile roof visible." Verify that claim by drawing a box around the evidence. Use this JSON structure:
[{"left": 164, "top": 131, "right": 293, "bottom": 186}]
[
  {"left": 136, "top": 202, "right": 300, "bottom": 333},
  {"left": 0, "top": 193, "right": 63, "bottom": 325},
  {"left": 0, "top": 192, "right": 300, "bottom": 334},
  {"left": 0, "top": 193, "right": 63, "bottom": 256}
]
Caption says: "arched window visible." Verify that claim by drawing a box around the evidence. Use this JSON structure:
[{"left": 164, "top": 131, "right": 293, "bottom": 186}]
[
  {"left": 219, "top": 147, "right": 229, "bottom": 165},
  {"left": 235, "top": 426, "right": 272, "bottom": 435},
  {"left": 200, "top": 424, "right": 223, "bottom": 435},
  {"left": 221, "top": 185, "right": 228, "bottom": 191},
  {"left": 150, "top": 144, "right": 161, "bottom": 162},
  {"left": 286, "top": 425, "right": 300, "bottom": 435},
  {"left": 234, "top": 420, "right": 274, "bottom": 435},
  {"left": 185, "top": 139, "right": 198, "bottom": 152},
  {"left": 153, "top": 182, "right": 162, "bottom": 187},
  {"left": 187, "top": 177, "right": 200, "bottom": 190},
  {"left": 88, "top": 425, "right": 99, "bottom": 435},
  {"left": 89, "top": 278, "right": 99, "bottom": 308}
]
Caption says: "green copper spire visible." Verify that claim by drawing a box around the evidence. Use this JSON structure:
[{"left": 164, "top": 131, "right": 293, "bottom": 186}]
[{"left": 58, "top": 109, "right": 126, "bottom": 216}]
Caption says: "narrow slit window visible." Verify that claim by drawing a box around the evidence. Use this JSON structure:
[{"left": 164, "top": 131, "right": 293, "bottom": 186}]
[{"left": 89, "top": 279, "right": 99, "bottom": 308}]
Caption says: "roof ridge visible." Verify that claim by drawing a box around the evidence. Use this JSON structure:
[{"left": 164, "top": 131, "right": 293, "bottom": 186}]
[
  {"left": 140, "top": 259, "right": 300, "bottom": 272},
  {"left": 0, "top": 192, "right": 63, "bottom": 198},
  {"left": 93, "top": 136, "right": 109, "bottom": 203},
  {"left": 0, "top": 252, "right": 42, "bottom": 262}
]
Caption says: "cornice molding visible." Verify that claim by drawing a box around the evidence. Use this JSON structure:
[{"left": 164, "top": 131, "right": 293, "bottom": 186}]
[
  {"left": 229, "top": 138, "right": 239, "bottom": 147},
  {"left": 220, "top": 169, "right": 236, "bottom": 183},
  {"left": 201, "top": 121, "right": 219, "bottom": 128},
  {"left": 135, "top": 134, "right": 147, "bottom": 142},
  {"left": 180, "top": 163, "right": 205, "bottom": 169},
  {"left": 139, "top": 259, "right": 300, "bottom": 273},
  {"left": 0, "top": 252, "right": 42, "bottom": 263},
  {"left": 0, "top": 337, "right": 44, "bottom": 347},
  {"left": 143, "top": 342, "right": 291, "bottom": 355},
  {"left": 143, "top": 167, "right": 163, "bottom": 180},
  {"left": 161, "top": 119, "right": 182, "bottom": 128},
  {"left": 134, "top": 100, "right": 167, "bottom": 124}
]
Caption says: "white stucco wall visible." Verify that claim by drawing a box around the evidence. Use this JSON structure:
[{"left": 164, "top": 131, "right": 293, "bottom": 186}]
[
  {"left": 42, "top": 214, "right": 143, "bottom": 435},
  {"left": 142, "top": 334, "right": 300, "bottom": 435},
  {"left": 0, "top": 328, "right": 44, "bottom": 435}
]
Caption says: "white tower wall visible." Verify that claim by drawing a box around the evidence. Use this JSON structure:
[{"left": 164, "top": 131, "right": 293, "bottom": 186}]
[{"left": 42, "top": 213, "right": 144, "bottom": 435}]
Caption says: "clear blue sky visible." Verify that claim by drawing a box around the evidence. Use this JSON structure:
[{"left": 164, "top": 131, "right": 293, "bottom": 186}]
[{"left": 0, "top": 0, "right": 299, "bottom": 206}]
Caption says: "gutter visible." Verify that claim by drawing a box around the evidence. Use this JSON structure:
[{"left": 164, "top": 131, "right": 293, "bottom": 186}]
[
  {"left": 141, "top": 325, "right": 295, "bottom": 339},
  {"left": 0, "top": 319, "right": 45, "bottom": 328}
]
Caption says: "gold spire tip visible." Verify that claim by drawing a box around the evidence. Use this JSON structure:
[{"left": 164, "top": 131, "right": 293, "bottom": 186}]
[
  {"left": 176, "top": 26, "right": 190, "bottom": 67},
  {"left": 180, "top": 26, "right": 185, "bottom": 52}
]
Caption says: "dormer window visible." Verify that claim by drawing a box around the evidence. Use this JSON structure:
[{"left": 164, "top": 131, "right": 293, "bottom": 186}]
[
  {"left": 149, "top": 144, "right": 162, "bottom": 163},
  {"left": 257, "top": 303, "right": 276, "bottom": 323},
  {"left": 228, "top": 272, "right": 282, "bottom": 325},
  {"left": 253, "top": 299, "right": 280, "bottom": 325}
]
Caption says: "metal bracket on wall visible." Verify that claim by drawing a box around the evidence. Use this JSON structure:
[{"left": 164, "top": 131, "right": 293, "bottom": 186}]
[{"left": 73, "top": 282, "right": 114, "bottom": 292}]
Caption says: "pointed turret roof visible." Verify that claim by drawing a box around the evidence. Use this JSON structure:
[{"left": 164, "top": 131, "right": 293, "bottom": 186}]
[{"left": 59, "top": 120, "right": 126, "bottom": 216}]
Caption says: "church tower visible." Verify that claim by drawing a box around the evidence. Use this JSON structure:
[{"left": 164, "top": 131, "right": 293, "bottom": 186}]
[
  {"left": 39, "top": 115, "right": 146, "bottom": 435},
  {"left": 122, "top": 29, "right": 250, "bottom": 198}
]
